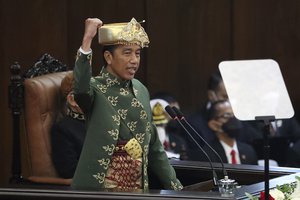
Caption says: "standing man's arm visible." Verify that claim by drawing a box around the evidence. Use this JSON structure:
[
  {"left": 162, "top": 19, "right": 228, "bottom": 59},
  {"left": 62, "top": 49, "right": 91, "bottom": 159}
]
[
  {"left": 73, "top": 18, "right": 103, "bottom": 114},
  {"left": 81, "top": 18, "right": 103, "bottom": 52}
]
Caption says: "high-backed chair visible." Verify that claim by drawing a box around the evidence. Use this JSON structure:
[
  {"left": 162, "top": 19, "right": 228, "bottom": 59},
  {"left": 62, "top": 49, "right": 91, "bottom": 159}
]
[
  {"left": 23, "top": 71, "right": 71, "bottom": 185},
  {"left": 9, "top": 55, "right": 72, "bottom": 185}
]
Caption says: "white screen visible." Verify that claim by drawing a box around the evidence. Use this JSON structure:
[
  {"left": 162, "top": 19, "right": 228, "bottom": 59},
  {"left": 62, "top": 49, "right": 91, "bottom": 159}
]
[{"left": 219, "top": 59, "right": 294, "bottom": 120}]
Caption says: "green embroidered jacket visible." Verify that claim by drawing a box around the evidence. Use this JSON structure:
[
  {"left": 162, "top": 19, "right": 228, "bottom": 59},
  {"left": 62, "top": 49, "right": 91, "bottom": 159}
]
[{"left": 71, "top": 51, "right": 183, "bottom": 191}]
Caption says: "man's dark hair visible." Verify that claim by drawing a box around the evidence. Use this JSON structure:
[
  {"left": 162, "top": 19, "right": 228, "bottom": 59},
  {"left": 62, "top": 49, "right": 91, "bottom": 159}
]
[
  {"left": 208, "top": 99, "right": 228, "bottom": 120},
  {"left": 102, "top": 45, "right": 118, "bottom": 67},
  {"left": 208, "top": 70, "right": 223, "bottom": 91}
]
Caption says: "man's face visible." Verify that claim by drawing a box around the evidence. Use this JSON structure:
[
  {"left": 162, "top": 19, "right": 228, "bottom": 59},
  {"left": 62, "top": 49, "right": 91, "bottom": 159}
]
[
  {"left": 208, "top": 101, "right": 234, "bottom": 134},
  {"left": 105, "top": 44, "right": 141, "bottom": 80},
  {"left": 215, "top": 102, "right": 234, "bottom": 125}
]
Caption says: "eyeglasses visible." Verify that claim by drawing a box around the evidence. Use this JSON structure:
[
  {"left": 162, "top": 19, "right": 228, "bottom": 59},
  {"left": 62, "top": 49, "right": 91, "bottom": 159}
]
[{"left": 215, "top": 112, "right": 234, "bottom": 120}]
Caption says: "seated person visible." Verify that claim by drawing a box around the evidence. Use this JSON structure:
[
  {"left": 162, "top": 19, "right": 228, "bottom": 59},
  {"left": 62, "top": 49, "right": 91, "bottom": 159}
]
[
  {"left": 51, "top": 72, "right": 86, "bottom": 178},
  {"left": 150, "top": 98, "right": 187, "bottom": 159},
  {"left": 183, "top": 71, "right": 260, "bottom": 150},
  {"left": 188, "top": 100, "right": 257, "bottom": 165}
]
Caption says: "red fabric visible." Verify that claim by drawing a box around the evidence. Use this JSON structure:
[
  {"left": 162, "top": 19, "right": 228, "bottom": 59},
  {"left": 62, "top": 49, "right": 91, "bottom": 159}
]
[
  {"left": 260, "top": 191, "right": 275, "bottom": 200},
  {"left": 230, "top": 149, "right": 237, "bottom": 164},
  {"left": 163, "top": 140, "right": 169, "bottom": 150}
]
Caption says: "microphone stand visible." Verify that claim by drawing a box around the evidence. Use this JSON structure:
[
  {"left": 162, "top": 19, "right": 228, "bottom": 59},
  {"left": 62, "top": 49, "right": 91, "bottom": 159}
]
[
  {"left": 255, "top": 116, "right": 275, "bottom": 200},
  {"left": 170, "top": 106, "right": 239, "bottom": 197},
  {"left": 165, "top": 106, "right": 219, "bottom": 186},
  {"left": 172, "top": 106, "right": 228, "bottom": 178}
]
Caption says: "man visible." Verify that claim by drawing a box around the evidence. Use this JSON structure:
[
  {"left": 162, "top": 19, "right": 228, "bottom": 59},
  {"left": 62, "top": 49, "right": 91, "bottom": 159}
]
[
  {"left": 184, "top": 71, "right": 227, "bottom": 148},
  {"left": 191, "top": 100, "right": 257, "bottom": 165},
  {"left": 51, "top": 72, "right": 86, "bottom": 178},
  {"left": 184, "top": 71, "right": 260, "bottom": 150},
  {"left": 71, "top": 18, "right": 182, "bottom": 191}
]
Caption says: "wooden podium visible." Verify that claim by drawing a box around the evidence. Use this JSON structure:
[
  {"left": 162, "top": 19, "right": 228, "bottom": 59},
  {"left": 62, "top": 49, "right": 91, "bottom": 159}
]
[{"left": 1, "top": 160, "right": 300, "bottom": 200}]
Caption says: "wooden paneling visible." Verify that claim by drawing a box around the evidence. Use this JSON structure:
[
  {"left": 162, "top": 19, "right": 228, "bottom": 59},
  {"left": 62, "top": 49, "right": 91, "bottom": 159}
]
[
  {"left": 146, "top": 0, "right": 232, "bottom": 112},
  {"left": 0, "top": 0, "right": 68, "bottom": 185},
  {"left": 232, "top": 0, "right": 300, "bottom": 114}
]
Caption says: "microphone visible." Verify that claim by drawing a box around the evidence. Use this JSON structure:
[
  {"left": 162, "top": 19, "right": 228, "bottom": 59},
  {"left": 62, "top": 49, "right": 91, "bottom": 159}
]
[
  {"left": 171, "top": 106, "right": 228, "bottom": 178},
  {"left": 165, "top": 105, "right": 219, "bottom": 186}
]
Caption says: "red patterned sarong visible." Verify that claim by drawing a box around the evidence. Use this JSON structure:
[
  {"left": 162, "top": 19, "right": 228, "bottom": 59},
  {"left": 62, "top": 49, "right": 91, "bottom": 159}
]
[{"left": 104, "top": 141, "right": 142, "bottom": 189}]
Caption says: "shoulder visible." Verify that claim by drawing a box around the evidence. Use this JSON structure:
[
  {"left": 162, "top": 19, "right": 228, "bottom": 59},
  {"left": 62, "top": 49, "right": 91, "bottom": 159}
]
[
  {"left": 132, "top": 78, "right": 147, "bottom": 90},
  {"left": 237, "top": 141, "right": 255, "bottom": 152},
  {"left": 132, "top": 78, "right": 150, "bottom": 100}
]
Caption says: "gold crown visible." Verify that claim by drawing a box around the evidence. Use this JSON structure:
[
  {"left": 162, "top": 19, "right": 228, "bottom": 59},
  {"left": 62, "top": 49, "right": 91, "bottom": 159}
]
[{"left": 98, "top": 18, "right": 150, "bottom": 48}]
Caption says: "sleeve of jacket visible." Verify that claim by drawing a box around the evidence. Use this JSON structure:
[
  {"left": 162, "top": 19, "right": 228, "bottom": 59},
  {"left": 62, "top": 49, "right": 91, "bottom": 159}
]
[
  {"left": 148, "top": 123, "right": 183, "bottom": 190},
  {"left": 73, "top": 51, "right": 94, "bottom": 114}
]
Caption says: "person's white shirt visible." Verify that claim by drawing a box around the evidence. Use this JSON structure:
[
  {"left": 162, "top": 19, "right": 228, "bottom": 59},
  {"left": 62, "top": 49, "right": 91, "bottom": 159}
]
[{"left": 219, "top": 140, "right": 241, "bottom": 164}]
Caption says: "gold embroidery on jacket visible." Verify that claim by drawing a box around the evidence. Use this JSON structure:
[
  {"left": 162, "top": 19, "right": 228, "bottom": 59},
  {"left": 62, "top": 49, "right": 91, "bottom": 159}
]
[
  {"left": 140, "top": 110, "right": 147, "bottom": 119},
  {"left": 143, "top": 157, "right": 148, "bottom": 176},
  {"left": 120, "top": 88, "right": 129, "bottom": 96},
  {"left": 97, "top": 72, "right": 109, "bottom": 79},
  {"left": 131, "top": 98, "right": 142, "bottom": 107},
  {"left": 118, "top": 109, "right": 128, "bottom": 119},
  {"left": 108, "top": 129, "right": 119, "bottom": 140},
  {"left": 144, "top": 145, "right": 149, "bottom": 155},
  {"left": 112, "top": 115, "right": 121, "bottom": 125},
  {"left": 98, "top": 158, "right": 110, "bottom": 169},
  {"left": 133, "top": 88, "right": 138, "bottom": 96},
  {"left": 144, "top": 180, "right": 149, "bottom": 189},
  {"left": 108, "top": 96, "right": 118, "bottom": 106},
  {"left": 127, "top": 121, "right": 137, "bottom": 132},
  {"left": 106, "top": 77, "right": 119, "bottom": 87},
  {"left": 135, "top": 133, "right": 145, "bottom": 144},
  {"left": 93, "top": 172, "right": 106, "bottom": 183},
  {"left": 97, "top": 84, "right": 108, "bottom": 93},
  {"left": 171, "top": 181, "right": 183, "bottom": 191},
  {"left": 103, "top": 144, "right": 115, "bottom": 156},
  {"left": 143, "top": 145, "right": 149, "bottom": 176},
  {"left": 146, "top": 122, "right": 151, "bottom": 132}
]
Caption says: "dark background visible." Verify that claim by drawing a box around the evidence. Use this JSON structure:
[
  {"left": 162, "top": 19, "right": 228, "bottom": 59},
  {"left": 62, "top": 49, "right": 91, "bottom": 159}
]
[{"left": 1, "top": 0, "right": 300, "bottom": 185}]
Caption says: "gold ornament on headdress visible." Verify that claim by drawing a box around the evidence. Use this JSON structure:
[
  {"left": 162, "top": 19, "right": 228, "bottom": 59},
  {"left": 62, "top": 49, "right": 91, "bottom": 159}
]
[
  {"left": 98, "top": 18, "right": 150, "bottom": 48},
  {"left": 152, "top": 102, "right": 168, "bottom": 125}
]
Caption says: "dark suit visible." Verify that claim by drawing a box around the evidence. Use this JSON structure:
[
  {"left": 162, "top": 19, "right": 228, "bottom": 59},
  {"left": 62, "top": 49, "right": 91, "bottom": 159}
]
[
  {"left": 51, "top": 116, "right": 86, "bottom": 178},
  {"left": 188, "top": 138, "right": 258, "bottom": 165},
  {"left": 247, "top": 118, "right": 300, "bottom": 141},
  {"left": 183, "top": 107, "right": 216, "bottom": 149}
]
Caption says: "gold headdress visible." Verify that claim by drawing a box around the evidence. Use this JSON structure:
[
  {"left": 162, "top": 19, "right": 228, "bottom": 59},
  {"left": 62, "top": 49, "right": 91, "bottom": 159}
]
[{"left": 98, "top": 18, "right": 150, "bottom": 48}]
